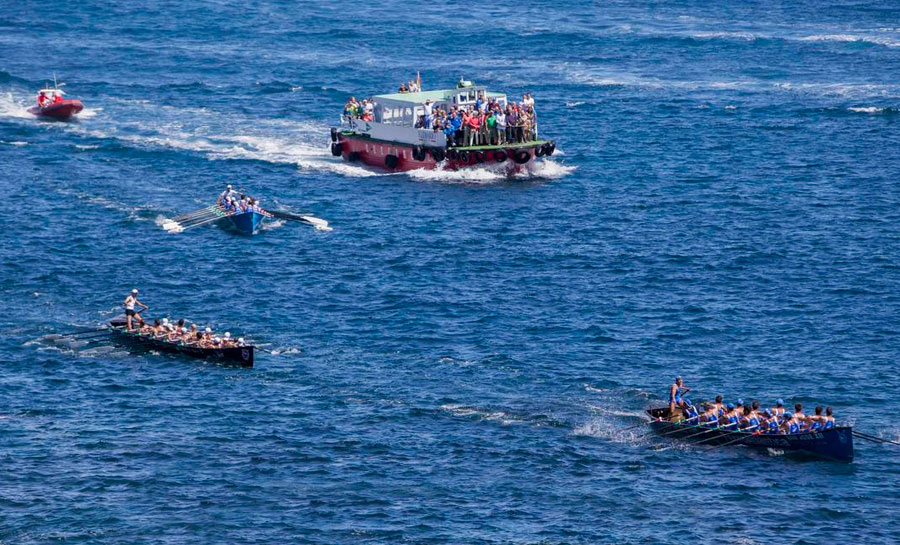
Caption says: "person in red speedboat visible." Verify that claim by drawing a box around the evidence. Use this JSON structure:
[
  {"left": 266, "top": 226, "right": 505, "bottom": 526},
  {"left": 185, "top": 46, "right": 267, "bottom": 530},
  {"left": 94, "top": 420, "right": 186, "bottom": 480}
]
[{"left": 28, "top": 82, "right": 84, "bottom": 120}]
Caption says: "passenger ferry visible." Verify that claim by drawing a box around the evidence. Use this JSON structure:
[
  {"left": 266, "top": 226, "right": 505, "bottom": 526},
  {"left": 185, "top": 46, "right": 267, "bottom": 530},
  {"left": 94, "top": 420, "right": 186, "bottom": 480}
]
[{"left": 330, "top": 78, "right": 555, "bottom": 172}]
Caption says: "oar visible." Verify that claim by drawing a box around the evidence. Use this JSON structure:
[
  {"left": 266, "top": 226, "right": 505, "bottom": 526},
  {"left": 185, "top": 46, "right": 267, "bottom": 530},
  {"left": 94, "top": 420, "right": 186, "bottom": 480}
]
[
  {"left": 261, "top": 208, "right": 331, "bottom": 231},
  {"left": 696, "top": 427, "right": 760, "bottom": 448},
  {"left": 642, "top": 418, "right": 714, "bottom": 440},
  {"left": 853, "top": 431, "right": 900, "bottom": 447}
]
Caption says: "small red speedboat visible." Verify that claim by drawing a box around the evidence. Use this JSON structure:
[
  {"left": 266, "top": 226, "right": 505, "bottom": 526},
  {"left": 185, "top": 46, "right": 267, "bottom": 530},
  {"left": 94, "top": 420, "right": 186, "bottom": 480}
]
[{"left": 27, "top": 86, "right": 83, "bottom": 121}]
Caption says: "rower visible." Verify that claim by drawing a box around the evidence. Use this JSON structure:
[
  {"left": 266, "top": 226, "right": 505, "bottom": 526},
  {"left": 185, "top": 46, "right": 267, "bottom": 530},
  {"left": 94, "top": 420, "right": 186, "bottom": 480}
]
[
  {"left": 762, "top": 409, "right": 779, "bottom": 434},
  {"left": 682, "top": 402, "right": 701, "bottom": 423},
  {"left": 771, "top": 399, "right": 785, "bottom": 418},
  {"left": 700, "top": 403, "right": 720, "bottom": 426},
  {"left": 783, "top": 412, "right": 802, "bottom": 434},
  {"left": 793, "top": 403, "right": 806, "bottom": 422},
  {"left": 823, "top": 407, "right": 835, "bottom": 430},
  {"left": 668, "top": 377, "right": 691, "bottom": 416},
  {"left": 156, "top": 318, "right": 170, "bottom": 339},
  {"left": 739, "top": 407, "right": 758, "bottom": 431},
  {"left": 123, "top": 289, "right": 148, "bottom": 331},
  {"left": 721, "top": 403, "right": 739, "bottom": 429},
  {"left": 805, "top": 406, "right": 825, "bottom": 432},
  {"left": 778, "top": 413, "right": 794, "bottom": 434},
  {"left": 223, "top": 332, "right": 233, "bottom": 346},
  {"left": 237, "top": 337, "right": 246, "bottom": 347},
  {"left": 713, "top": 395, "right": 725, "bottom": 417},
  {"left": 218, "top": 184, "right": 236, "bottom": 205}
]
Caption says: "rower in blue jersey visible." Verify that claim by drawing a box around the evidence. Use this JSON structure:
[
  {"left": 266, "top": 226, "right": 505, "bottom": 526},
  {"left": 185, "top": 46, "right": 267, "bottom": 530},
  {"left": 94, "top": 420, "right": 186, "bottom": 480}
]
[
  {"left": 745, "top": 406, "right": 760, "bottom": 430},
  {"left": 682, "top": 402, "right": 701, "bottom": 423},
  {"left": 823, "top": 407, "right": 835, "bottom": 430},
  {"left": 700, "top": 403, "right": 720, "bottom": 426},
  {"left": 722, "top": 403, "right": 739, "bottom": 429},
  {"left": 762, "top": 409, "right": 780, "bottom": 434},
  {"left": 771, "top": 399, "right": 785, "bottom": 418},
  {"left": 668, "top": 377, "right": 691, "bottom": 415},
  {"left": 805, "top": 406, "right": 826, "bottom": 432},
  {"left": 713, "top": 395, "right": 725, "bottom": 417},
  {"left": 784, "top": 413, "right": 802, "bottom": 434}
]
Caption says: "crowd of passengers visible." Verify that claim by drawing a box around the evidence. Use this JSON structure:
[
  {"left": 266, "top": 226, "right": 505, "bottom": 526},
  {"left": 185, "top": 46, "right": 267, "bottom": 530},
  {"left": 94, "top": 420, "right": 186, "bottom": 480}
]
[
  {"left": 136, "top": 317, "right": 248, "bottom": 349},
  {"left": 341, "top": 91, "right": 538, "bottom": 147}
]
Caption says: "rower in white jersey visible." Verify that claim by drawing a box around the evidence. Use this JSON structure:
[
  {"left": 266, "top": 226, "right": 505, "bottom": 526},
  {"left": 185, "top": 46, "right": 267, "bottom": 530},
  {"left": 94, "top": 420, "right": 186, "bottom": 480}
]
[
  {"left": 217, "top": 184, "right": 237, "bottom": 206},
  {"left": 123, "top": 288, "right": 148, "bottom": 331}
]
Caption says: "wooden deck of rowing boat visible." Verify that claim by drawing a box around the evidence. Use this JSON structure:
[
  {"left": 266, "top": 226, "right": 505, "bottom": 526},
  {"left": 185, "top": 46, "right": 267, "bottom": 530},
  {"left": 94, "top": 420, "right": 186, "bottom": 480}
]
[
  {"left": 647, "top": 407, "right": 854, "bottom": 461},
  {"left": 108, "top": 318, "right": 253, "bottom": 367}
]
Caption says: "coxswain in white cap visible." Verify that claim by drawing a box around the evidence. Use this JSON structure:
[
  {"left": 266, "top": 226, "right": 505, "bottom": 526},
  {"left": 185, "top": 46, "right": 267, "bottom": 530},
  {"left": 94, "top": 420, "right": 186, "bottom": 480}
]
[{"left": 123, "top": 289, "right": 148, "bottom": 331}]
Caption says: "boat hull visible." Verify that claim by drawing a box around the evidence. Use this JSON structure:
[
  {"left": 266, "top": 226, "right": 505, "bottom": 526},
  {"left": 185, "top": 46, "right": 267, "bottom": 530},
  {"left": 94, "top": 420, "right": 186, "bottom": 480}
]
[
  {"left": 334, "top": 132, "right": 554, "bottom": 172},
  {"left": 646, "top": 407, "right": 853, "bottom": 462},
  {"left": 108, "top": 323, "right": 253, "bottom": 367},
  {"left": 222, "top": 211, "right": 266, "bottom": 235},
  {"left": 28, "top": 99, "right": 84, "bottom": 120}
]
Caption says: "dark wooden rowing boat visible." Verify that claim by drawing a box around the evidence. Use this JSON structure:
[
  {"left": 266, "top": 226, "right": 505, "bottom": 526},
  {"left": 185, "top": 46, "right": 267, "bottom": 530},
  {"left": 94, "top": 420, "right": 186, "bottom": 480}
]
[
  {"left": 647, "top": 407, "right": 853, "bottom": 462},
  {"left": 108, "top": 317, "right": 253, "bottom": 367}
]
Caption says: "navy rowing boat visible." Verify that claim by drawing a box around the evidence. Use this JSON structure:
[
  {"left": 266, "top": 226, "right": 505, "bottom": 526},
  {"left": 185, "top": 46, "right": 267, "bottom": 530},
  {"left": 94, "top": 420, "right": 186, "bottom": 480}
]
[
  {"left": 647, "top": 407, "right": 853, "bottom": 462},
  {"left": 222, "top": 210, "right": 267, "bottom": 235},
  {"left": 108, "top": 317, "right": 253, "bottom": 367}
]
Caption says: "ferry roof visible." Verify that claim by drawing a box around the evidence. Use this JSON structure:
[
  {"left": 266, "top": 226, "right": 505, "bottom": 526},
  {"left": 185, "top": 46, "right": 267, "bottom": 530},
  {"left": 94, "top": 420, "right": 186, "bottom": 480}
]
[{"left": 373, "top": 88, "right": 506, "bottom": 103}]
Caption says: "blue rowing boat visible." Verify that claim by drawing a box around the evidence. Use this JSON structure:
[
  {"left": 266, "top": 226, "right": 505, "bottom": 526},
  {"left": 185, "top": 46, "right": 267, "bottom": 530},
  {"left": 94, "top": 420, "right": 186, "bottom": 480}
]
[
  {"left": 647, "top": 407, "right": 853, "bottom": 462},
  {"left": 222, "top": 210, "right": 266, "bottom": 235}
]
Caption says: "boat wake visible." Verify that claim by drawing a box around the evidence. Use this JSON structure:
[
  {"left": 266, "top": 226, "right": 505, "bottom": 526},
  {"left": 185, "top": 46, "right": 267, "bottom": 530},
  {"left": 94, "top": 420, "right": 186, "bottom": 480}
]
[
  {"left": 26, "top": 332, "right": 128, "bottom": 359},
  {"left": 57, "top": 189, "right": 162, "bottom": 222},
  {"left": 0, "top": 92, "right": 33, "bottom": 119},
  {"left": 405, "top": 158, "right": 575, "bottom": 184},
  {"left": 439, "top": 403, "right": 567, "bottom": 428}
]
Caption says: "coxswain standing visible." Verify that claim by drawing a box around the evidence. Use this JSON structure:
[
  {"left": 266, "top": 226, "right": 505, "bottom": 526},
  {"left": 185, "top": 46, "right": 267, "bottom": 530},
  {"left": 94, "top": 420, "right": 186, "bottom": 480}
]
[
  {"left": 124, "top": 289, "right": 148, "bottom": 331},
  {"left": 668, "top": 377, "right": 691, "bottom": 415}
]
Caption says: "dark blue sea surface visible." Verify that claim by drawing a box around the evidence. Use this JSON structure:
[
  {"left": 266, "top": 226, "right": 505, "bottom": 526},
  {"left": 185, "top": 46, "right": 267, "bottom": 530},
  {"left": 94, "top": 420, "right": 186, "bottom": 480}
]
[{"left": 2, "top": 1, "right": 900, "bottom": 543}]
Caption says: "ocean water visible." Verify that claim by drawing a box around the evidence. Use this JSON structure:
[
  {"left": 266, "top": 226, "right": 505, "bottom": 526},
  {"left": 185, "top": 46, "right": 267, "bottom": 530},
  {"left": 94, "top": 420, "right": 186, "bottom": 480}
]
[{"left": 2, "top": 1, "right": 900, "bottom": 543}]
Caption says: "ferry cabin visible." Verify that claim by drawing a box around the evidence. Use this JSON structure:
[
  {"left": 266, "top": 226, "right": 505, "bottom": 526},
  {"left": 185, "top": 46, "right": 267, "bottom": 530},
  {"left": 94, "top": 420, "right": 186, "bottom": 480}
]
[{"left": 348, "top": 83, "right": 506, "bottom": 148}]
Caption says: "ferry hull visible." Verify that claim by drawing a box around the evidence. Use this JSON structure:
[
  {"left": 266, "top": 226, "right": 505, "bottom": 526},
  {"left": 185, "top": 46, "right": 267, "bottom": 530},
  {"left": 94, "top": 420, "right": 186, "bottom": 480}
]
[{"left": 334, "top": 134, "right": 554, "bottom": 173}]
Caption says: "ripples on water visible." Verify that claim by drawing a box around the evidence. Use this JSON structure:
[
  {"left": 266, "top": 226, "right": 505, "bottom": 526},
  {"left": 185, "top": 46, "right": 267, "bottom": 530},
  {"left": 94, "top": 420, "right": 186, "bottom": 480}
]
[{"left": 2, "top": 1, "right": 900, "bottom": 543}]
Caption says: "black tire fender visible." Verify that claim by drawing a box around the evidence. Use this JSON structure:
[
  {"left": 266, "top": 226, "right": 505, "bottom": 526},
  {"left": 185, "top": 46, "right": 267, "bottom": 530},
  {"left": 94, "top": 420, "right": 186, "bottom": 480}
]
[
  {"left": 494, "top": 150, "right": 508, "bottom": 163},
  {"left": 331, "top": 142, "right": 342, "bottom": 157},
  {"left": 430, "top": 148, "right": 446, "bottom": 162},
  {"left": 514, "top": 150, "right": 530, "bottom": 164}
]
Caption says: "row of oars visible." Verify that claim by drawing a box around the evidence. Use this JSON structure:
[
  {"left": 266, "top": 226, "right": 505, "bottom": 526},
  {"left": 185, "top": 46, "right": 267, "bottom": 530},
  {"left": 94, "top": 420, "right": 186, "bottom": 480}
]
[
  {"left": 626, "top": 417, "right": 900, "bottom": 451},
  {"left": 162, "top": 206, "right": 230, "bottom": 234},
  {"left": 853, "top": 430, "right": 900, "bottom": 447}
]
